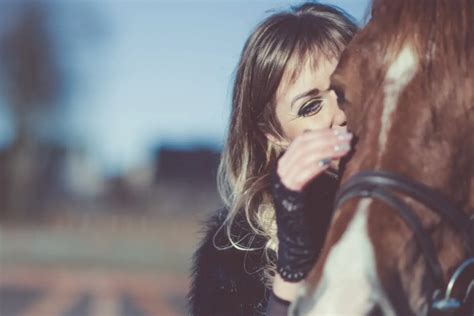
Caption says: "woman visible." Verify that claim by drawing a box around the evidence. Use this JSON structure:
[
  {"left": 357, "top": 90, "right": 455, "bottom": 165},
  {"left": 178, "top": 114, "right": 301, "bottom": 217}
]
[{"left": 188, "top": 2, "right": 358, "bottom": 315}]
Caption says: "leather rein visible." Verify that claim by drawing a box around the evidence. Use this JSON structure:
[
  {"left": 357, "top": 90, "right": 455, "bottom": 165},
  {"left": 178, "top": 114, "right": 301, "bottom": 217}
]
[{"left": 335, "top": 170, "right": 474, "bottom": 314}]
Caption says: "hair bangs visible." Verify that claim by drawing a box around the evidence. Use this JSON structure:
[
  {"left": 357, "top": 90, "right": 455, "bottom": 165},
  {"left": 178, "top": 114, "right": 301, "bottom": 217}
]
[{"left": 280, "top": 31, "right": 343, "bottom": 95}]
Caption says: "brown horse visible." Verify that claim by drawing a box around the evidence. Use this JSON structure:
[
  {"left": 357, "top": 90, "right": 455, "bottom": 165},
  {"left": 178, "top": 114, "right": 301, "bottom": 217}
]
[{"left": 293, "top": 1, "right": 474, "bottom": 315}]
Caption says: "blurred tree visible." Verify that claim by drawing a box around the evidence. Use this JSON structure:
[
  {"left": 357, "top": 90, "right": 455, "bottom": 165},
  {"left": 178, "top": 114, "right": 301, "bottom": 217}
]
[{"left": 0, "top": 3, "right": 64, "bottom": 221}]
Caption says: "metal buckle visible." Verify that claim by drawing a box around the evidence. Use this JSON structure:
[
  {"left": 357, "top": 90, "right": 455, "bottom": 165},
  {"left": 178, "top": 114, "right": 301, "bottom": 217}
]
[
  {"left": 431, "top": 290, "right": 461, "bottom": 312},
  {"left": 431, "top": 258, "right": 474, "bottom": 313}
]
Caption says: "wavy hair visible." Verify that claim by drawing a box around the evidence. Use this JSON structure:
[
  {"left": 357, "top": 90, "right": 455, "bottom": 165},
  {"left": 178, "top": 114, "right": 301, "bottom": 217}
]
[{"left": 216, "top": 2, "right": 358, "bottom": 285}]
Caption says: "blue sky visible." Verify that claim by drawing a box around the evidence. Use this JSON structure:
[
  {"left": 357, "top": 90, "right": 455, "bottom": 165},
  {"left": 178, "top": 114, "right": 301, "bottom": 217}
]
[{"left": 0, "top": 0, "right": 370, "bottom": 175}]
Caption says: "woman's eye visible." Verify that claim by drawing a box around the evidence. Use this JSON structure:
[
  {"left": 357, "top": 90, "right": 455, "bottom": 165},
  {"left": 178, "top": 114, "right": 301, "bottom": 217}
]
[{"left": 297, "top": 99, "right": 323, "bottom": 117}]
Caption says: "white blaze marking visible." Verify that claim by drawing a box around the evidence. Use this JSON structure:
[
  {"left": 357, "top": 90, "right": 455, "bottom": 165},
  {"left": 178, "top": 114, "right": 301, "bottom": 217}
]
[
  {"left": 379, "top": 45, "right": 418, "bottom": 161},
  {"left": 304, "top": 199, "right": 395, "bottom": 315}
]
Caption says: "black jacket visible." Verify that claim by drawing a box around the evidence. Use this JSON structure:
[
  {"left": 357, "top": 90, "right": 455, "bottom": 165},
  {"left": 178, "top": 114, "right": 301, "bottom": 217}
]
[
  {"left": 188, "top": 208, "right": 269, "bottom": 315},
  {"left": 188, "top": 173, "right": 338, "bottom": 316}
]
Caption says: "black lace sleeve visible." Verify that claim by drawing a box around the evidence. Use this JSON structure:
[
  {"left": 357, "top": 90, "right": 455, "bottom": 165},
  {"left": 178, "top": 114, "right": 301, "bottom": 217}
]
[{"left": 272, "top": 171, "right": 338, "bottom": 282}]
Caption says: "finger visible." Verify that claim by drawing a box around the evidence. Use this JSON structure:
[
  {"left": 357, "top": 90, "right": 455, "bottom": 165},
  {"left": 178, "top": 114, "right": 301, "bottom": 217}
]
[
  {"left": 280, "top": 136, "right": 333, "bottom": 169},
  {"left": 285, "top": 129, "right": 352, "bottom": 159},
  {"left": 279, "top": 132, "right": 352, "bottom": 173},
  {"left": 292, "top": 135, "right": 351, "bottom": 164},
  {"left": 280, "top": 159, "right": 330, "bottom": 191},
  {"left": 279, "top": 145, "right": 337, "bottom": 187},
  {"left": 282, "top": 150, "right": 332, "bottom": 181},
  {"left": 288, "top": 128, "right": 337, "bottom": 147},
  {"left": 279, "top": 141, "right": 351, "bottom": 187},
  {"left": 297, "top": 127, "right": 349, "bottom": 142}
]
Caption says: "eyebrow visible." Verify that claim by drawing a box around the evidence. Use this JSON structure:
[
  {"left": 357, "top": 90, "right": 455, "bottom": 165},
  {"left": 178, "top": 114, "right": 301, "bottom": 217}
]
[{"left": 290, "top": 88, "right": 320, "bottom": 109}]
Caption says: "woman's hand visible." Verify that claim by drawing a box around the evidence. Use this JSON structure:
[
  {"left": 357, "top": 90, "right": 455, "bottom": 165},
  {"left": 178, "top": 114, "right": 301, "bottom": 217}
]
[
  {"left": 276, "top": 128, "right": 352, "bottom": 191},
  {"left": 270, "top": 127, "right": 353, "bottom": 286}
]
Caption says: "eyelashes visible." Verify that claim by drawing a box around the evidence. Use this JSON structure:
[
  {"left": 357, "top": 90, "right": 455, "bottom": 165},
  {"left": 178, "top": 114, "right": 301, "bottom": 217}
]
[{"left": 297, "top": 99, "right": 323, "bottom": 117}]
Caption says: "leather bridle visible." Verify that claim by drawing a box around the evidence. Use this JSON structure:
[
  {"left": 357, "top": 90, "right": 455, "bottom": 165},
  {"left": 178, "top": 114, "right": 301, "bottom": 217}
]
[{"left": 335, "top": 170, "right": 474, "bottom": 315}]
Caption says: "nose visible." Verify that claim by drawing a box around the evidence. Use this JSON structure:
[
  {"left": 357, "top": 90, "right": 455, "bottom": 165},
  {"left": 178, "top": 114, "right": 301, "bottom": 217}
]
[{"left": 333, "top": 106, "right": 347, "bottom": 127}]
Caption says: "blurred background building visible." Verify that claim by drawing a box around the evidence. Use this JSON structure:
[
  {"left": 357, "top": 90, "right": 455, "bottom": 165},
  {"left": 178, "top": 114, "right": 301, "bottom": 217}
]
[{"left": 0, "top": 1, "right": 369, "bottom": 315}]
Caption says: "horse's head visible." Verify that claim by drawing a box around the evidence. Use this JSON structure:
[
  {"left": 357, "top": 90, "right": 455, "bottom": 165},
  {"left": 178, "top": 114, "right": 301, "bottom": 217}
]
[{"left": 294, "top": 1, "right": 474, "bottom": 315}]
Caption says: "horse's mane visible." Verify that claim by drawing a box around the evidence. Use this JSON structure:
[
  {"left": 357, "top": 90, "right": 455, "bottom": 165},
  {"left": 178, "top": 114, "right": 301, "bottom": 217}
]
[
  {"left": 354, "top": 0, "right": 474, "bottom": 156},
  {"left": 368, "top": 0, "right": 474, "bottom": 111},
  {"left": 357, "top": 0, "right": 474, "bottom": 209},
  {"left": 340, "top": 2, "right": 474, "bottom": 151}
]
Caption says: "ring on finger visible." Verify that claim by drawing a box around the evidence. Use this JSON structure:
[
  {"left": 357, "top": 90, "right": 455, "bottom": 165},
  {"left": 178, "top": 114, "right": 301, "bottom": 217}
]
[{"left": 318, "top": 158, "right": 331, "bottom": 167}]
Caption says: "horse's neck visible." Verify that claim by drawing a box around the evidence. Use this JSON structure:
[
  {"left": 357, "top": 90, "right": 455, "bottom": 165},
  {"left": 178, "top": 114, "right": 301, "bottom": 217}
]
[{"left": 469, "top": 176, "right": 474, "bottom": 215}]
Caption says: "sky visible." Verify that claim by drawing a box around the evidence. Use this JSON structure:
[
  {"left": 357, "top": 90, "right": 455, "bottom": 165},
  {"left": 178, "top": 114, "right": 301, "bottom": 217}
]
[{"left": 0, "top": 0, "right": 370, "bottom": 175}]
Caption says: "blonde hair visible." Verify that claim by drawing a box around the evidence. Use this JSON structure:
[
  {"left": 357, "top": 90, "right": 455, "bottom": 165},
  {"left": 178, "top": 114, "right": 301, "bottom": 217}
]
[{"left": 216, "top": 2, "right": 358, "bottom": 286}]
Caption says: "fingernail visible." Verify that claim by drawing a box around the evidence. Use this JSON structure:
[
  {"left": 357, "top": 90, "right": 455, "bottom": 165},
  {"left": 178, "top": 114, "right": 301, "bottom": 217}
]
[
  {"left": 334, "top": 143, "right": 351, "bottom": 152},
  {"left": 337, "top": 133, "right": 353, "bottom": 141},
  {"left": 318, "top": 158, "right": 331, "bottom": 167}
]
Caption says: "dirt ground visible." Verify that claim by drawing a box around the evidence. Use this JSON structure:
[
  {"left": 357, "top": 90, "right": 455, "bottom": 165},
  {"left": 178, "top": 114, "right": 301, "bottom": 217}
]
[{"left": 0, "top": 214, "right": 207, "bottom": 316}]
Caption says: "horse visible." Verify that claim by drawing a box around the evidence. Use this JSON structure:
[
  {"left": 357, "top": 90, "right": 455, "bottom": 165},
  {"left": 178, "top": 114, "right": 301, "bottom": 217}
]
[{"left": 293, "top": 1, "right": 474, "bottom": 315}]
